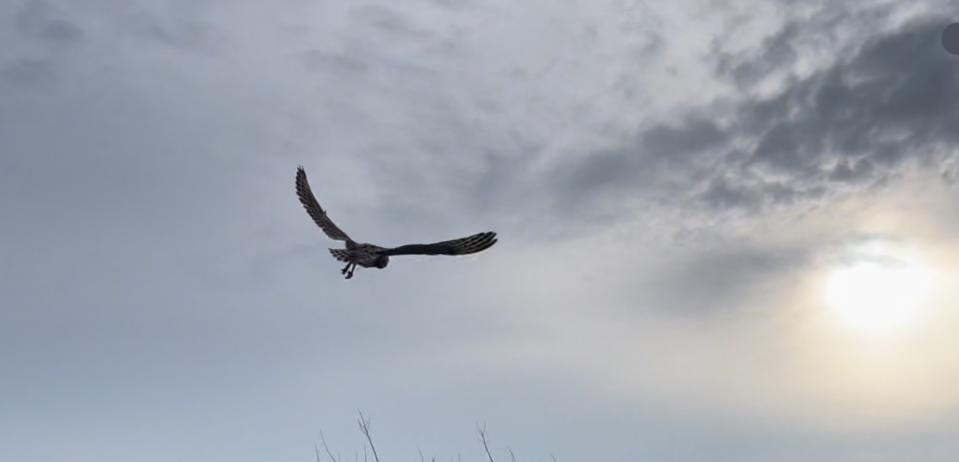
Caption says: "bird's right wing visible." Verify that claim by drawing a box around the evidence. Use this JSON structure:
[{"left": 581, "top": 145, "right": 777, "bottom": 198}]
[
  {"left": 295, "top": 166, "right": 353, "bottom": 243},
  {"left": 383, "top": 231, "right": 497, "bottom": 256}
]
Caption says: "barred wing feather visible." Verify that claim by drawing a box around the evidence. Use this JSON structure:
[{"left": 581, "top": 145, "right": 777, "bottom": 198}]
[
  {"left": 295, "top": 167, "right": 353, "bottom": 242},
  {"left": 384, "top": 232, "right": 497, "bottom": 256}
]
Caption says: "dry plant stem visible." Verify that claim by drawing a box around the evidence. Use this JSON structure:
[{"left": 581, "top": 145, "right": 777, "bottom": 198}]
[
  {"left": 318, "top": 430, "right": 340, "bottom": 462},
  {"left": 477, "top": 425, "right": 495, "bottom": 462},
  {"left": 357, "top": 411, "right": 381, "bottom": 462}
]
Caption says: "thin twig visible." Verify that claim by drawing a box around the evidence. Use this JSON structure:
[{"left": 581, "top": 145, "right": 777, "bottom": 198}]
[
  {"left": 319, "top": 430, "right": 340, "bottom": 462},
  {"left": 507, "top": 447, "right": 516, "bottom": 462},
  {"left": 357, "top": 411, "right": 380, "bottom": 462},
  {"left": 477, "top": 424, "right": 495, "bottom": 462}
]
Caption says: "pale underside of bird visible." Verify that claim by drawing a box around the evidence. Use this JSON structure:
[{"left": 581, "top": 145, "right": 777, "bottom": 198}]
[{"left": 295, "top": 166, "right": 497, "bottom": 279}]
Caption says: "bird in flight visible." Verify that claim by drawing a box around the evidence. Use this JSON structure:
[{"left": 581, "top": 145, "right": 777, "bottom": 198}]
[{"left": 295, "top": 166, "right": 497, "bottom": 279}]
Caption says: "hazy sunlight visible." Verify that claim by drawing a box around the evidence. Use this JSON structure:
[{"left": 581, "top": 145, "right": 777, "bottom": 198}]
[{"left": 825, "top": 260, "right": 936, "bottom": 334}]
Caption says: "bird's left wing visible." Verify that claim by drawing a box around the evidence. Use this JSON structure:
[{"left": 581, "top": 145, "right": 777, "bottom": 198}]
[
  {"left": 383, "top": 231, "right": 497, "bottom": 256},
  {"left": 295, "top": 166, "right": 353, "bottom": 242}
]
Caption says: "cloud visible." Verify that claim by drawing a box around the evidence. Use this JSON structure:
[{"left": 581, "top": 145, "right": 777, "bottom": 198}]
[
  {"left": 123, "top": 12, "right": 224, "bottom": 54},
  {"left": 14, "top": 0, "right": 85, "bottom": 45},
  {"left": 524, "top": 11, "right": 959, "bottom": 229},
  {"left": 348, "top": 4, "right": 431, "bottom": 40},
  {"left": 1, "top": 0, "right": 84, "bottom": 86},
  {"left": 1, "top": 58, "right": 56, "bottom": 85},
  {"left": 633, "top": 243, "right": 813, "bottom": 313},
  {"left": 4, "top": 2, "right": 959, "bottom": 461},
  {"left": 737, "top": 16, "right": 959, "bottom": 176},
  {"left": 301, "top": 49, "right": 370, "bottom": 75},
  {"left": 556, "top": 116, "right": 728, "bottom": 203},
  {"left": 341, "top": 5, "right": 958, "bottom": 242}
]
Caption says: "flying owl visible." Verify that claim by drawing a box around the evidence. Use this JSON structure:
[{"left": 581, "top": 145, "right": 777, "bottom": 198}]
[{"left": 295, "top": 167, "right": 497, "bottom": 279}]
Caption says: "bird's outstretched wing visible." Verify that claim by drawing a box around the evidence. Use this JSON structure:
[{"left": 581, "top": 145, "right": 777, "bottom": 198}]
[
  {"left": 383, "top": 231, "right": 497, "bottom": 256},
  {"left": 295, "top": 166, "right": 353, "bottom": 243}
]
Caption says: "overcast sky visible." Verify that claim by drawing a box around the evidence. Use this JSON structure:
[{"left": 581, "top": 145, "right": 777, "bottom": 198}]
[{"left": 4, "top": 1, "right": 959, "bottom": 461}]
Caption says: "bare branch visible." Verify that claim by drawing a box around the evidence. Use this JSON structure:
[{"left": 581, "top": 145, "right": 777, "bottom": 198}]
[{"left": 507, "top": 447, "right": 516, "bottom": 462}]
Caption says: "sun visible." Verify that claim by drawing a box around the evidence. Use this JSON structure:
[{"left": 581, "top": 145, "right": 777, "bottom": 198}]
[{"left": 824, "top": 260, "right": 935, "bottom": 334}]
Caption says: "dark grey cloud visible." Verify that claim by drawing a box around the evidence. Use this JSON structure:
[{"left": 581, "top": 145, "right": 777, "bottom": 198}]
[
  {"left": 699, "top": 176, "right": 764, "bottom": 211},
  {"left": 627, "top": 242, "right": 813, "bottom": 314},
  {"left": 559, "top": 117, "right": 727, "bottom": 198},
  {"left": 116, "top": 5, "right": 225, "bottom": 54},
  {"left": 134, "top": 19, "right": 221, "bottom": 52},
  {"left": 1, "top": 58, "right": 55, "bottom": 85},
  {"left": 2, "top": 1, "right": 84, "bottom": 86},
  {"left": 714, "top": 3, "right": 891, "bottom": 90},
  {"left": 732, "top": 16, "right": 959, "bottom": 190},
  {"left": 348, "top": 5, "right": 431, "bottom": 40},
  {"left": 518, "top": 13, "right": 959, "bottom": 227},
  {"left": 301, "top": 50, "right": 370, "bottom": 75},
  {"left": 716, "top": 21, "right": 800, "bottom": 88},
  {"left": 14, "top": 0, "right": 84, "bottom": 45}
]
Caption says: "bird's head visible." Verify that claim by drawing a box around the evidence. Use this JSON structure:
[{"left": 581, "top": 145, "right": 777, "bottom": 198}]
[{"left": 374, "top": 255, "right": 390, "bottom": 269}]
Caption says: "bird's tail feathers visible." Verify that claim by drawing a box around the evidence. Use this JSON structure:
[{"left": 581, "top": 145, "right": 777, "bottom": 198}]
[{"left": 329, "top": 249, "right": 352, "bottom": 262}]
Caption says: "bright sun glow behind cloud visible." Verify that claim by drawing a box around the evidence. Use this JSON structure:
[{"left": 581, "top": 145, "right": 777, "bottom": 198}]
[{"left": 824, "top": 249, "right": 937, "bottom": 335}]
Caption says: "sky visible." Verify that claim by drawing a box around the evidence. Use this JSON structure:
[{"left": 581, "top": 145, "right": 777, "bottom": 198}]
[{"left": 3, "top": 0, "right": 959, "bottom": 461}]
